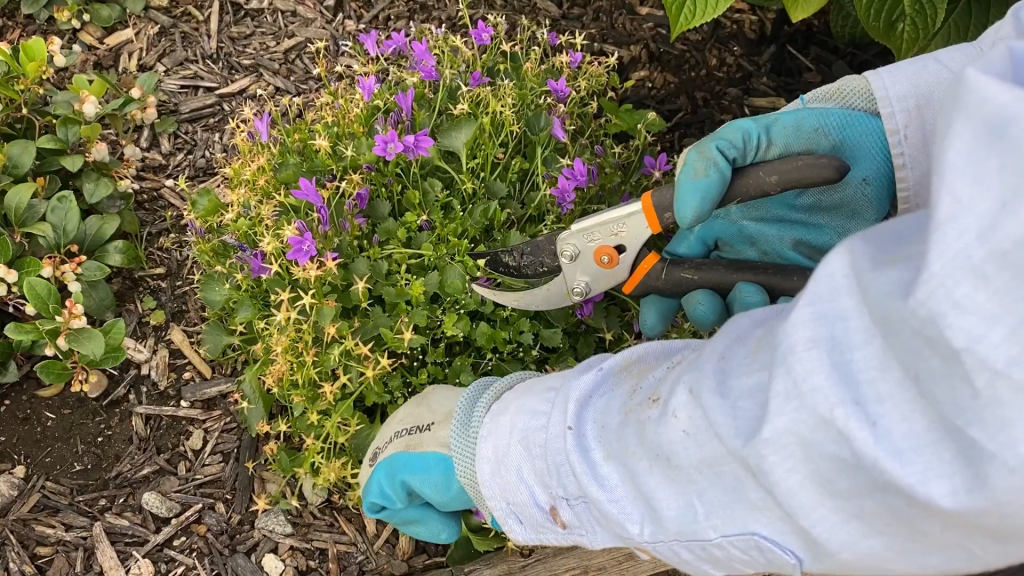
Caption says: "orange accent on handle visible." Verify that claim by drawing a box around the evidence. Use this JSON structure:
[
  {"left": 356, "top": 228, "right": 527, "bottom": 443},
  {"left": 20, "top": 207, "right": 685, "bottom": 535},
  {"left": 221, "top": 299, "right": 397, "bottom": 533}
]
[
  {"left": 593, "top": 245, "right": 619, "bottom": 269},
  {"left": 622, "top": 251, "right": 661, "bottom": 295},
  {"left": 640, "top": 190, "right": 662, "bottom": 235}
]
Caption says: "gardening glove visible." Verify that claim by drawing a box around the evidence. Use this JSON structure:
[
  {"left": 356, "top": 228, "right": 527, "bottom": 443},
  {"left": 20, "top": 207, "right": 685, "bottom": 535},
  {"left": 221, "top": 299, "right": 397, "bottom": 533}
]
[
  {"left": 359, "top": 373, "right": 537, "bottom": 543},
  {"left": 639, "top": 75, "right": 896, "bottom": 337}
]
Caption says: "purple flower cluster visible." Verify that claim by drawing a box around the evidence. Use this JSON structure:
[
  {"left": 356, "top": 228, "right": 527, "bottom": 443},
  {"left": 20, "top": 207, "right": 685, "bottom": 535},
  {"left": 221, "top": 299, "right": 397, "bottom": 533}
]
[
  {"left": 547, "top": 30, "right": 560, "bottom": 46},
  {"left": 468, "top": 70, "right": 490, "bottom": 88},
  {"left": 357, "top": 30, "right": 380, "bottom": 57},
  {"left": 286, "top": 220, "right": 318, "bottom": 265},
  {"left": 253, "top": 112, "right": 271, "bottom": 143},
  {"left": 290, "top": 177, "right": 331, "bottom": 232},
  {"left": 357, "top": 75, "right": 378, "bottom": 102},
  {"left": 549, "top": 112, "right": 567, "bottom": 142},
  {"left": 575, "top": 293, "right": 604, "bottom": 319},
  {"left": 373, "top": 128, "right": 434, "bottom": 161},
  {"left": 469, "top": 19, "right": 494, "bottom": 46},
  {"left": 567, "top": 50, "right": 583, "bottom": 69},
  {"left": 395, "top": 88, "right": 414, "bottom": 119},
  {"left": 382, "top": 30, "right": 409, "bottom": 55},
  {"left": 549, "top": 158, "right": 597, "bottom": 214},
  {"left": 547, "top": 76, "right": 570, "bottom": 104},
  {"left": 641, "top": 153, "right": 673, "bottom": 180},
  {"left": 239, "top": 250, "right": 270, "bottom": 278},
  {"left": 410, "top": 38, "right": 435, "bottom": 66}
]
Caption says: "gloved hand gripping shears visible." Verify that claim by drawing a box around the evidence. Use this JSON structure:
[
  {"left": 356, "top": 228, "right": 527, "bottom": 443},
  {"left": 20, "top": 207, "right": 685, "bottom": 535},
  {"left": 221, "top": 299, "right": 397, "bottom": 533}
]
[{"left": 469, "top": 155, "right": 850, "bottom": 310}]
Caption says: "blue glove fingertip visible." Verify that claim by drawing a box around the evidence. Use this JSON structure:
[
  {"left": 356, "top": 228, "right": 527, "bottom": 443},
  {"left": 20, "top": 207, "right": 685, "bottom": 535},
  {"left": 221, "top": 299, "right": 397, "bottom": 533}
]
[
  {"left": 776, "top": 296, "right": 794, "bottom": 304},
  {"left": 681, "top": 289, "right": 728, "bottom": 333},
  {"left": 639, "top": 294, "right": 681, "bottom": 338},
  {"left": 725, "top": 282, "right": 771, "bottom": 316}
]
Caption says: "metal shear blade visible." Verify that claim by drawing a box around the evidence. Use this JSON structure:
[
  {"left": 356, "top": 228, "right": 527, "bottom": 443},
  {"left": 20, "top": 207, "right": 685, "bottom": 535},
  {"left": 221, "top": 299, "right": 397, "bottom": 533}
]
[
  {"left": 467, "top": 231, "right": 562, "bottom": 280},
  {"left": 470, "top": 276, "right": 574, "bottom": 311}
]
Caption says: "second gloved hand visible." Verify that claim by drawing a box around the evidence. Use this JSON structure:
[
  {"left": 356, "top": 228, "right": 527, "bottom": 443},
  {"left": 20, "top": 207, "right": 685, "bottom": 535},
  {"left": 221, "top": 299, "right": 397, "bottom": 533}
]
[{"left": 640, "top": 78, "right": 896, "bottom": 337}]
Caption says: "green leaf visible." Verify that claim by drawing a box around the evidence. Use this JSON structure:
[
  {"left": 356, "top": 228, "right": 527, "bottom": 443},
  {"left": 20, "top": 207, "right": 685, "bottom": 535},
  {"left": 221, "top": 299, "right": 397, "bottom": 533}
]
[
  {"left": 154, "top": 116, "right": 178, "bottom": 135},
  {"left": 484, "top": 180, "right": 508, "bottom": 199},
  {"left": 0, "top": 341, "right": 11, "bottom": 364},
  {"left": 349, "top": 413, "right": 381, "bottom": 461},
  {"left": 0, "top": 360, "right": 17, "bottom": 385},
  {"left": 0, "top": 234, "right": 11, "bottom": 264},
  {"left": 81, "top": 346, "right": 126, "bottom": 369},
  {"left": 24, "top": 277, "right": 61, "bottom": 317},
  {"left": 147, "top": 309, "right": 166, "bottom": 324},
  {"left": 473, "top": 322, "right": 493, "bottom": 348},
  {"left": 36, "top": 134, "right": 67, "bottom": 150},
  {"left": 4, "top": 322, "right": 43, "bottom": 341},
  {"left": 524, "top": 111, "right": 552, "bottom": 138},
  {"left": 662, "top": 0, "right": 733, "bottom": 39},
  {"left": 467, "top": 528, "right": 506, "bottom": 552},
  {"left": 76, "top": 260, "right": 110, "bottom": 282},
  {"left": 239, "top": 363, "right": 273, "bottom": 435},
  {"left": 201, "top": 321, "right": 233, "bottom": 358},
  {"left": 855, "top": 0, "right": 947, "bottom": 59},
  {"left": 20, "top": 0, "right": 47, "bottom": 13},
  {"left": 141, "top": 295, "right": 157, "bottom": 310},
  {"left": 437, "top": 117, "right": 479, "bottom": 159},
  {"left": 538, "top": 328, "right": 563, "bottom": 348},
  {"left": 3, "top": 140, "right": 37, "bottom": 179},
  {"left": 4, "top": 182, "right": 37, "bottom": 224},
  {"left": 80, "top": 279, "right": 117, "bottom": 320},
  {"left": 366, "top": 198, "right": 391, "bottom": 222},
  {"left": 17, "top": 199, "right": 47, "bottom": 229},
  {"left": 198, "top": 272, "right": 234, "bottom": 311},
  {"left": 446, "top": 535, "right": 485, "bottom": 567},
  {"left": 135, "top": 71, "right": 160, "bottom": 95},
  {"left": 12, "top": 257, "right": 42, "bottom": 282},
  {"left": 98, "top": 318, "right": 125, "bottom": 350},
  {"left": 831, "top": 0, "right": 874, "bottom": 44},
  {"left": 439, "top": 264, "right": 465, "bottom": 298},
  {"left": 86, "top": 3, "right": 116, "bottom": 26},
  {"left": 80, "top": 123, "right": 102, "bottom": 142},
  {"left": 57, "top": 116, "right": 82, "bottom": 147},
  {"left": 783, "top": 0, "right": 830, "bottom": 20},
  {"left": 81, "top": 170, "right": 116, "bottom": 204},
  {"left": 66, "top": 327, "right": 105, "bottom": 360},
  {"left": 93, "top": 240, "right": 141, "bottom": 267},
  {"left": 58, "top": 155, "right": 85, "bottom": 172},
  {"left": 35, "top": 360, "right": 74, "bottom": 385},
  {"left": 189, "top": 187, "right": 225, "bottom": 219},
  {"left": 124, "top": 0, "right": 146, "bottom": 14},
  {"left": 922, "top": 0, "right": 1011, "bottom": 52},
  {"left": 45, "top": 190, "right": 82, "bottom": 248},
  {"left": 233, "top": 294, "right": 260, "bottom": 323},
  {"left": 82, "top": 214, "right": 121, "bottom": 254},
  {"left": 21, "top": 221, "right": 53, "bottom": 238},
  {"left": 118, "top": 209, "right": 140, "bottom": 235}
]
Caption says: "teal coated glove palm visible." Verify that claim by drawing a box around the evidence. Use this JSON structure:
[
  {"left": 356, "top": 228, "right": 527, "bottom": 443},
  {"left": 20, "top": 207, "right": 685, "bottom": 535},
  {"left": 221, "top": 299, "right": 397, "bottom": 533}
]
[
  {"left": 639, "top": 104, "right": 896, "bottom": 337},
  {"left": 359, "top": 386, "right": 474, "bottom": 544}
]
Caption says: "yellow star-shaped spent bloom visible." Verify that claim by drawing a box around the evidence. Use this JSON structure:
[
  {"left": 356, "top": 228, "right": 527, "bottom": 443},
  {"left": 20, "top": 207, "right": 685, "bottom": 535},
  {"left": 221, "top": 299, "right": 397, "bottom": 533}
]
[
  {"left": 250, "top": 493, "right": 272, "bottom": 513},
  {"left": 376, "top": 351, "right": 394, "bottom": 373},
  {"left": 356, "top": 340, "right": 374, "bottom": 358},
  {"left": 361, "top": 361, "right": 380, "bottom": 382},
  {"left": 399, "top": 324, "right": 415, "bottom": 348}
]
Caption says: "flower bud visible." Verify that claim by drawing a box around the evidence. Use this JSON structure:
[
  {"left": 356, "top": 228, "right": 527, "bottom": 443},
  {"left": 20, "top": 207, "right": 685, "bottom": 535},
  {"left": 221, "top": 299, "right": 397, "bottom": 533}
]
[
  {"left": 4, "top": 269, "right": 17, "bottom": 284},
  {"left": 67, "top": 281, "right": 82, "bottom": 293},
  {"left": 123, "top": 144, "right": 143, "bottom": 161},
  {"left": 130, "top": 86, "right": 144, "bottom": 99},
  {"left": 91, "top": 142, "right": 110, "bottom": 163},
  {"left": 44, "top": 344, "right": 56, "bottom": 357},
  {"left": 82, "top": 99, "right": 99, "bottom": 121},
  {"left": 0, "top": 265, "right": 6, "bottom": 276},
  {"left": 72, "top": 304, "right": 84, "bottom": 316},
  {"left": 72, "top": 44, "right": 82, "bottom": 53},
  {"left": 81, "top": 12, "right": 90, "bottom": 21},
  {"left": 117, "top": 179, "right": 132, "bottom": 192},
  {"left": 24, "top": 304, "right": 37, "bottom": 317},
  {"left": 62, "top": 271, "right": 76, "bottom": 283},
  {"left": 72, "top": 18, "right": 81, "bottom": 28},
  {"left": 40, "top": 265, "right": 54, "bottom": 278},
  {"left": 52, "top": 53, "right": 67, "bottom": 68},
  {"left": 142, "top": 106, "right": 158, "bottom": 125},
  {"left": 56, "top": 335, "right": 69, "bottom": 351},
  {"left": 146, "top": 95, "right": 157, "bottom": 107},
  {"left": 69, "top": 317, "right": 87, "bottom": 329}
]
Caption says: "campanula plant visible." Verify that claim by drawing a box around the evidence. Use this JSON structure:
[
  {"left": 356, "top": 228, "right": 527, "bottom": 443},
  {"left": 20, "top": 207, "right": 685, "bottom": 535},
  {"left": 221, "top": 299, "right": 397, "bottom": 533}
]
[{"left": 188, "top": 18, "right": 685, "bottom": 496}]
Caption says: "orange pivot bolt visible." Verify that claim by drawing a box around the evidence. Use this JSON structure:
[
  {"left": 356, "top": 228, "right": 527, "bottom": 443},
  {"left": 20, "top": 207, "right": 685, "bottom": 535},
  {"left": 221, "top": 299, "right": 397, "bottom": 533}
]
[{"left": 593, "top": 245, "right": 619, "bottom": 269}]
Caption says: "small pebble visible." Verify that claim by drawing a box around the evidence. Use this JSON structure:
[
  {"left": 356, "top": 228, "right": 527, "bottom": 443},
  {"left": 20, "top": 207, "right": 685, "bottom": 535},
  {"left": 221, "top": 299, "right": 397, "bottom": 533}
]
[
  {"left": 255, "top": 508, "right": 294, "bottom": 536},
  {"left": 388, "top": 560, "right": 410, "bottom": 576},
  {"left": 0, "top": 471, "right": 27, "bottom": 510},
  {"left": 261, "top": 553, "right": 285, "bottom": 576},
  {"left": 156, "top": 476, "right": 180, "bottom": 495},
  {"left": 186, "top": 429, "right": 205, "bottom": 451},
  {"left": 141, "top": 491, "right": 182, "bottom": 518}
]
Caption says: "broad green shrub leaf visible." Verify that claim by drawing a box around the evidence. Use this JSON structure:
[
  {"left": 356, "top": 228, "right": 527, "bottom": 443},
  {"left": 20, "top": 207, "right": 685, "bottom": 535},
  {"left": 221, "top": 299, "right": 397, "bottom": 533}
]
[
  {"left": 81, "top": 170, "right": 116, "bottom": 204},
  {"left": 135, "top": 71, "right": 160, "bottom": 95},
  {"left": 45, "top": 190, "right": 82, "bottom": 249},
  {"left": 99, "top": 318, "right": 126, "bottom": 347},
  {"left": 538, "top": 327, "right": 562, "bottom": 347},
  {"left": 0, "top": 361, "right": 17, "bottom": 385},
  {"left": 190, "top": 188, "right": 225, "bottom": 218},
  {"left": 82, "top": 215, "right": 121, "bottom": 254},
  {"left": 81, "top": 346, "right": 126, "bottom": 369},
  {"left": 0, "top": 341, "right": 11, "bottom": 364},
  {"left": 59, "top": 155, "right": 85, "bottom": 173},
  {"left": 923, "top": 0, "right": 1011, "bottom": 52},
  {"left": 4, "top": 322, "right": 42, "bottom": 341},
  {"left": 24, "top": 277, "right": 61, "bottom": 317},
  {"left": 119, "top": 209, "right": 140, "bottom": 235},
  {"left": 467, "top": 528, "right": 506, "bottom": 552},
  {"left": 0, "top": 234, "right": 11, "bottom": 264},
  {"left": 524, "top": 111, "right": 552, "bottom": 137},
  {"left": 93, "top": 240, "right": 141, "bottom": 267},
  {"left": 832, "top": 0, "right": 875, "bottom": 44},
  {"left": 784, "top": 0, "right": 830, "bottom": 21},
  {"left": 12, "top": 257, "right": 42, "bottom": 283},
  {"left": 66, "top": 327, "right": 105, "bottom": 360},
  {"left": 4, "top": 182, "right": 37, "bottom": 224},
  {"left": 36, "top": 135, "right": 67, "bottom": 150},
  {"left": 21, "top": 222, "right": 52, "bottom": 239},
  {"left": 77, "top": 260, "right": 111, "bottom": 281},
  {"left": 20, "top": 0, "right": 47, "bottom": 13},
  {"left": 437, "top": 117, "right": 479, "bottom": 160},
  {"left": 663, "top": 0, "right": 733, "bottom": 39},
  {"left": 367, "top": 198, "right": 391, "bottom": 221},
  {"left": 86, "top": 4, "right": 116, "bottom": 26},
  {"left": 35, "top": 360, "right": 74, "bottom": 385},
  {"left": 57, "top": 117, "right": 82, "bottom": 147},
  {"left": 124, "top": 0, "right": 146, "bottom": 14},
  {"left": 80, "top": 123, "right": 102, "bottom": 142},
  {"left": 80, "top": 279, "right": 117, "bottom": 320},
  {"left": 17, "top": 199, "right": 47, "bottom": 229},
  {"left": 238, "top": 363, "right": 274, "bottom": 435},
  {"left": 439, "top": 264, "right": 465, "bottom": 298},
  {"left": 201, "top": 321, "right": 233, "bottom": 358},
  {"left": 198, "top": 272, "right": 234, "bottom": 311},
  {"left": 446, "top": 535, "right": 485, "bottom": 567},
  {"left": 17, "top": 37, "right": 46, "bottom": 72},
  {"left": 855, "top": 0, "right": 947, "bottom": 59},
  {"left": 3, "top": 140, "right": 36, "bottom": 179}
]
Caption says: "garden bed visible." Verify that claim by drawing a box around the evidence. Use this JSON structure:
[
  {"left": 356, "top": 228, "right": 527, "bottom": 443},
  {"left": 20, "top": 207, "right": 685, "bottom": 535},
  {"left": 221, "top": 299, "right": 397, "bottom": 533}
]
[{"left": 0, "top": 0, "right": 888, "bottom": 574}]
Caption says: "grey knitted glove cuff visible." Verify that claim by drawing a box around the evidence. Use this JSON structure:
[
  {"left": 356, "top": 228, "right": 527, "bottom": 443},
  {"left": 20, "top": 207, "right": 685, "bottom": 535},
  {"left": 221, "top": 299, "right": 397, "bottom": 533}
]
[
  {"left": 780, "top": 74, "right": 879, "bottom": 116},
  {"left": 450, "top": 371, "right": 541, "bottom": 523}
]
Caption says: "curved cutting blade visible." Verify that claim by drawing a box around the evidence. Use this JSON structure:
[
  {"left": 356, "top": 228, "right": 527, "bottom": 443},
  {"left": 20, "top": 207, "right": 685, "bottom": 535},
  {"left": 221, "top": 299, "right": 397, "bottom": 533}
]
[
  {"left": 470, "top": 277, "right": 574, "bottom": 311},
  {"left": 468, "top": 231, "right": 561, "bottom": 280}
]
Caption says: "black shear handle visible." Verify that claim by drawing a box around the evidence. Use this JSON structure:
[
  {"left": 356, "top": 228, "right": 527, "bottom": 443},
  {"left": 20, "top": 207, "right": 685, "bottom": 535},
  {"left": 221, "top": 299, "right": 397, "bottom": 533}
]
[
  {"left": 623, "top": 249, "right": 811, "bottom": 301},
  {"left": 645, "top": 155, "right": 851, "bottom": 231}
]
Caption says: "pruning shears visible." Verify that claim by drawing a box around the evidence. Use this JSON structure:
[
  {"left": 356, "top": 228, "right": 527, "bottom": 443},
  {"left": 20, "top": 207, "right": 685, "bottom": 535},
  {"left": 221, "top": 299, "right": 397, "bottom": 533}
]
[{"left": 468, "top": 155, "right": 851, "bottom": 311}]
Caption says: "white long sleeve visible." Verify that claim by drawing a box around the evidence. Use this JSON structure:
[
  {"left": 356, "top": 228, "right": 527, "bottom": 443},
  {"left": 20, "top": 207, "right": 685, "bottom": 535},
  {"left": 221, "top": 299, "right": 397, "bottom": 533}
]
[{"left": 475, "top": 7, "right": 1024, "bottom": 576}]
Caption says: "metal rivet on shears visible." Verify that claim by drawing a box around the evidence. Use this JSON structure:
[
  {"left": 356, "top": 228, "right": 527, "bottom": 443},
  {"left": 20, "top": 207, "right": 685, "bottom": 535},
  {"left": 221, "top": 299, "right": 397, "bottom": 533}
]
[
  {"left": 570, "top": 281, "right": 590, "bottom": 301},
  {"left": 559, "top": 244, "right": 579, "bottom": 264}
]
